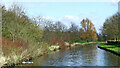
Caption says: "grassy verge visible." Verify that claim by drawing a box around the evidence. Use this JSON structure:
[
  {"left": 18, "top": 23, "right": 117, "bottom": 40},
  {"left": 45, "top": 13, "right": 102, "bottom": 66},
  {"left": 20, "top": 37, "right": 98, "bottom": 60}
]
[
  {"left": 74, "top": 40, "right": 106, "bottom": 44},
  {"left": 97, "top": 43, "right": 120, "bottom": 54}
]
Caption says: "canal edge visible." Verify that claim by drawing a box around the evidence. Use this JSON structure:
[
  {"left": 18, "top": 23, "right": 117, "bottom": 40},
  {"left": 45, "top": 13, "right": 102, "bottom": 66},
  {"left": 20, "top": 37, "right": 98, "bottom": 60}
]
[{"left": 97, "top": 46, "right": 120, "bottom": 56}]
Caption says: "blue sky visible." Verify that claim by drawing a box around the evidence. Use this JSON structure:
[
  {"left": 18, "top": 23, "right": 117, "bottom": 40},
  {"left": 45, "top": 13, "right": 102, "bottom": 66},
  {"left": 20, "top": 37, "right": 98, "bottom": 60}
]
[{"left": 2, "top": 1, "right": 119, "bottom": 33}]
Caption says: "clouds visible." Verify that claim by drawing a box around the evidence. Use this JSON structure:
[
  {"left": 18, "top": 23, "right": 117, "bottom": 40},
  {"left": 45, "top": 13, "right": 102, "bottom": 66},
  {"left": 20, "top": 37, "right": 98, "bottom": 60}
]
[
  {"left": 61, "top": 15, "right": 80, "bottom": 23},
  {"left": 39, "top": 15, "right": 80, "bottom": 28},
  {"left": 41, "top": 15, "right": 80, "bottom": 23},
  {"left": 40, "top": 15, "right": 101, "bottom": 32},
  {"left": 40, "top": 14, "right": 105, "bottom": 33},
  {"left": 64, "top": 15, "right": 80, "bottom": 21}
]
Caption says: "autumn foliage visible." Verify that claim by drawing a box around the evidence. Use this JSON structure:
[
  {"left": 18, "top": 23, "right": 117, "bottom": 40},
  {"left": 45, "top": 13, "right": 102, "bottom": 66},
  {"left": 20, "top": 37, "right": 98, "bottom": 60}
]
[
  {"left": 2, "top": 38, "right": 27, "bottom": 49},
  {"left": 80, "top": 18, "right": 98, "bottom": 41}
]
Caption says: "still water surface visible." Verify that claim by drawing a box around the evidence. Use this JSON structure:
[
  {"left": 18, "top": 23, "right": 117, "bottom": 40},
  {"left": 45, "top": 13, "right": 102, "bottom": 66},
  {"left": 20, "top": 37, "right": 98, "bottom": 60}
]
[{"left": 21, "top": 44, "right": 120, "bottom": 66}]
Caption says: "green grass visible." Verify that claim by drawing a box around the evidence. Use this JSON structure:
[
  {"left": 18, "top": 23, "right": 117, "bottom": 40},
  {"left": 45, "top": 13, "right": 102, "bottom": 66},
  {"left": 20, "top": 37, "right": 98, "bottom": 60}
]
[
  {"left": 74, "top": 40, "right": 106, "bottom": 44},
  {"left": 98, "top": 43, "right": 120, "bottom": 53},
  {"left": 74, "top": 41, "right": 87, "bottom": 43}
]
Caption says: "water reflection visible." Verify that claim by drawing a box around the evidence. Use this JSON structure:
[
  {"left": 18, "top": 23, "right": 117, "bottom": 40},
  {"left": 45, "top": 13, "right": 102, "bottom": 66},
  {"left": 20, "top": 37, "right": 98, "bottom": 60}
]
[{"left": 21, "top": 44, "right": 120, "bottom": 66}]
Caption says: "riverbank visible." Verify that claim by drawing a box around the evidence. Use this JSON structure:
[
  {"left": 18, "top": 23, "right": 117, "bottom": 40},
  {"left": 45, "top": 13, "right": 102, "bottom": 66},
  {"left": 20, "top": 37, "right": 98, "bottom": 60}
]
[
  {"left": 1, "top": 41, "right": 106, "bottom": 67},
  {"left": 13, "top": 43, "right": 120, "bottom": 66},
  {"left": 1, "top": 48, "right": 49, "bottom": 68},
  {"left": 49, "top": 41, "right": 104, "bottom": 51},
  {"left": 74, "top": 41, "right": 106, "bottom": 44},
  {"left": 97, "top": 43, "right": 120, "bottom": 56}
]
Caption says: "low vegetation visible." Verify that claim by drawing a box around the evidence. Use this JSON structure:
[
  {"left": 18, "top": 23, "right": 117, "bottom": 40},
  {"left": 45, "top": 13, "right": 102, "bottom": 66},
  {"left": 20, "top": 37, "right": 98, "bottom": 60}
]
[{"left": 98, "top": 43, "right": 120, "bottom": 54}]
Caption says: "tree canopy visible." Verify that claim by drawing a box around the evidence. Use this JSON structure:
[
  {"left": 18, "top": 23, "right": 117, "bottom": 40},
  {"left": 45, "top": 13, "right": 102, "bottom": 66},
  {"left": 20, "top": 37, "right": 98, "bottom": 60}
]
[
  {"left": 80, "top": 18, "right": 98, "bottom": 41},
  {"left": 101, "top": 12, "right": 120, "bottom": 40}
]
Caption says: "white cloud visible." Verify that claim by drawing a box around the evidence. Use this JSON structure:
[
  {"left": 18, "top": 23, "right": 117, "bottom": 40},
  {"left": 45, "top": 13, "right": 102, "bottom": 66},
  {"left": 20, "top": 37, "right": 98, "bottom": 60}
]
[
  {"left": 39, "top": 15, "right": 81, "bottom": 28},
  {"left": 59, "top": 15, "right": 102, "bottom": 33},
  {"left": 60, "top": 15, "right": 81, "bottom": 26},
  {"left": 64, "top": 15, "right": 80, "bottom": 20},
  {"left": 40, "top": 15, "right": 102, "bottom": 32}
]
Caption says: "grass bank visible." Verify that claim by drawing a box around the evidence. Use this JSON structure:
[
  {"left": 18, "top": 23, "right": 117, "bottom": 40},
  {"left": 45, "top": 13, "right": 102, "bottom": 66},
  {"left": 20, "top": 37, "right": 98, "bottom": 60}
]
[
  {"left": 74, "top": 40, "right": 106, "bottom": 44},
  {"left": 97, "top": 43, "right": 120, "bottom": 56}
]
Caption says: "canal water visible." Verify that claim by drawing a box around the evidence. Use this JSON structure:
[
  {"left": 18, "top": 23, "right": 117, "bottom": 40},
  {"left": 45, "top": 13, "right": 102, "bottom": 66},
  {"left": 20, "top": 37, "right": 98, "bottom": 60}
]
[{"left": 20, "top": 44, "right": 120, "bottom": 66}]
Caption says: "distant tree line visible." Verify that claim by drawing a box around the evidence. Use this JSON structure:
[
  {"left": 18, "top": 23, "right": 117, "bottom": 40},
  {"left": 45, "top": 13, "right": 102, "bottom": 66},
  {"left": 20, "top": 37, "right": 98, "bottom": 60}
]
[{"left": 38, "top": 17, "right": 98, "bottom": 44}]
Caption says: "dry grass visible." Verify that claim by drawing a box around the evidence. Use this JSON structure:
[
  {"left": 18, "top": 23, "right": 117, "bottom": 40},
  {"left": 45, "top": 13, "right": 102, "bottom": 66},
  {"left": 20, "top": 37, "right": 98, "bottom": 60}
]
[{"left": 1, "top": 37, "right": 47, "bottom": 66}]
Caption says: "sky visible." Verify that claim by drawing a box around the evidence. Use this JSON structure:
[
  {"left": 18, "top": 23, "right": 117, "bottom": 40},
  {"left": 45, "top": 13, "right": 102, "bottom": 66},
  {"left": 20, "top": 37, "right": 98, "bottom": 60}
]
[{"left": 1, "top": 0, "right": 119, "bottom": 33}]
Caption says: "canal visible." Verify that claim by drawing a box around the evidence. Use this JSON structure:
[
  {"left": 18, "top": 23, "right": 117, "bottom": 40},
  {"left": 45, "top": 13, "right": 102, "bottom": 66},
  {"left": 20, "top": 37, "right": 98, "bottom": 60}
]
[{"left": 20, "top": 44, "right": 120, "bottom": 66}]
